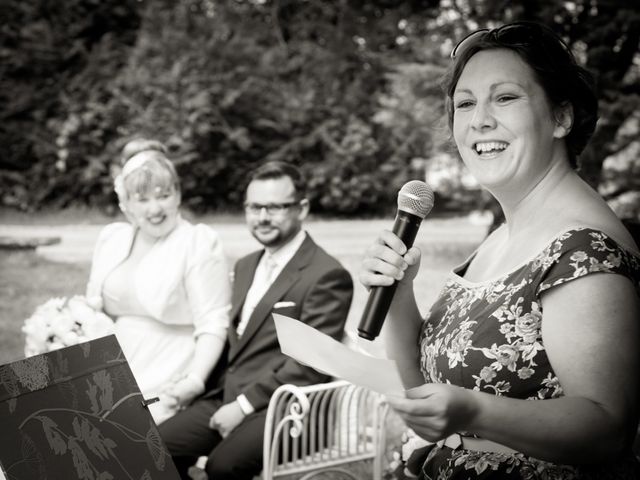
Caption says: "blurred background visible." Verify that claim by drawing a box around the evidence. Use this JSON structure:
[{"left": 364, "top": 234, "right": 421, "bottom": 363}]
[
  {"left": 1, "top": 0, "right": 640, "bottom": 359},
  {"left": 0, "top": 0, "right": 638, "bottom": 221},
  {"left": 1, "top": 0, "right": 640, "bottom": 468}
]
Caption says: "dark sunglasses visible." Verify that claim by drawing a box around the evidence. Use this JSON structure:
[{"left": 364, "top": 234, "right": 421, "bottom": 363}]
[{"left": 450, "top": 22, "right": 571, "bottom": 59}]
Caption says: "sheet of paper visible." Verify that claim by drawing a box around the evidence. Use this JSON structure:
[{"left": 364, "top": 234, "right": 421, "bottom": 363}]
[{"left": 274, "top": 314, "right": 404, "bottom": 395}]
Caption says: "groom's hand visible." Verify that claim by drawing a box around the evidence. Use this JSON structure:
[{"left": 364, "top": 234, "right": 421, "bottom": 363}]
[{"left": 208, "top": 401, "right": 245, "bottom": 437}]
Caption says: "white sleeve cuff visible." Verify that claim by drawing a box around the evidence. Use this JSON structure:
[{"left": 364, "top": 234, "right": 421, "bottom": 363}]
[{"left": 236, "top": 394, "right": 255, "bottom": 416}]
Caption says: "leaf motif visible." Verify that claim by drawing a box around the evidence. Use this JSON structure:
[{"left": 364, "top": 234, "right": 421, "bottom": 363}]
[
  {"left": 21, "top": 432, "right": 41, "bottom": 462},
  {"left": 73, "top": 416, "right": 115, "bottom": 461},
  {"left": 93, "top": 370, "right": 114, "bottom": 412},
  {"left": 20, "top": 433, "right": 47, "bottom": 478},
  {"left": 37, "top": 416, "right": 67, "bottom": 455},
  {"left": 54, "top": 349, "right": 69, "bottom": 376},
  {"left": 86, "top": 380, "right": 100, "bottom": 414},
  {"left": 145, "top": 421, "right": 166, "bottom": 471},
  {"left": 111, "top": 364, "right": 133, "bottom": 391},
  {"left": 58, "top": 380, "right": 79, "bottom": 410},
  {"left": 68, "top": 438, "right": 95, "bottom": 480},
  {"left": 139, "top": 471, "right": 152, "bottom": 480},
  {"left": 0, "top": 366, "right": 20, "bottom": 396},
  {"left": 1, "top": 367, "right": 20, "bottom": 413},
  {"left": 81, "top": 342, "right": 91, "bottom": 358}
]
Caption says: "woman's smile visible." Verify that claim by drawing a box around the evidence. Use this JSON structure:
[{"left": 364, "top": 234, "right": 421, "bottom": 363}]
[
  {"left": 147, "top": 214, "right": 167, "bottom": 225},
  {"left": 472, "top": 141, "right": 510, "bottom": 159}
]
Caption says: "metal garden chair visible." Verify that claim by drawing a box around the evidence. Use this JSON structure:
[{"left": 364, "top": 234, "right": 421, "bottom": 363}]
[{"left": 262, "top": 380, "right": 389, "bottom": 480}]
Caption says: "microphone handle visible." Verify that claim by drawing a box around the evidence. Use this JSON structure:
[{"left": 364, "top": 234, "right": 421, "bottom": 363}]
[{"left": 357, "top": 210, "right": 423, "bottom": 341}]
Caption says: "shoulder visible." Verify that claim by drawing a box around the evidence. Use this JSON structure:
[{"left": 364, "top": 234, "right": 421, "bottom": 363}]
[
  {"left": 174, "top": 221, "right": 225, "bottom": 259},
  {"left": 235, "top": 248, "right": 263, "bottom": 269},
  {"left": 296, "top": 233, "right": 345, "bottom": 271},
  {"left": 312, "top": 244, "right": 345, "bottom": 272},
  {"left": 95, "top": 222, "right": 132, "bottom": 246},
  {"left": 190, "top": 222, "right": 223, "bottom": 246},
  {"left": 99, "top": 221, "right": 131, "bottom": 236},
  {"left": 303, "top": 238, "right": 352, "bottom": 287},
  {"left": 549, "top": 227, "right": 638, "bottom": 259},
  {"left": 539, "top": 227, "right": 640, "bottom": 293}
]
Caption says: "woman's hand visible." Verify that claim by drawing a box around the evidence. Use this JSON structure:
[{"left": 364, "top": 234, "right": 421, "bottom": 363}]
[
  {"left": 163, "top": 373, "right": 206, "bottom": 409},
  {"left": 386, "top": 383, "right": 479, "bottom": 442},
  {"left": 359, "top": 229, "right": 422, "bottom": 290}
]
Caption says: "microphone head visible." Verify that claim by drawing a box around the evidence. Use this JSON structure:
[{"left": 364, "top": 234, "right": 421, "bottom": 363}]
[{"left": 397, "top": 180, "right": 435, "bottom": 219}]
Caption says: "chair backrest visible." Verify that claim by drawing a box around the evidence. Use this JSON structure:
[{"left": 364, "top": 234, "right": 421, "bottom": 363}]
[{"left": 262, "top": 380, "right": 389, "bottom": 480}]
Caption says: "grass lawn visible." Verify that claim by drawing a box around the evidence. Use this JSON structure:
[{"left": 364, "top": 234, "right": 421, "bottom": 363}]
[{"left": 0, "top": 250, "right": 90, "bottom": 364}]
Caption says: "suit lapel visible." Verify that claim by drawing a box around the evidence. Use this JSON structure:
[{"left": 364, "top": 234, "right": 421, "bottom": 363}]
[{"left": 229, "top": 234, "right": 316, "bottom": 362}]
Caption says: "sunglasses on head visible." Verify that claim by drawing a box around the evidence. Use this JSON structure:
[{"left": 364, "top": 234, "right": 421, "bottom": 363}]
[{"left": 450, "top": 21, "right": 571, "bottom": 59}]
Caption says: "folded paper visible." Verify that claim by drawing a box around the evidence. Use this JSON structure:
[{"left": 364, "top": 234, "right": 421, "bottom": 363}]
[
  {"left": 274, "top": 314, "right": 404, "bottom": 395},
  {"left": 0, "top": 335, "right": 180, "bottom": 479}
]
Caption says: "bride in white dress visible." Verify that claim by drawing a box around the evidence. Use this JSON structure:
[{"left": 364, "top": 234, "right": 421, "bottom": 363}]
[{"left": 86, "top": 147, "right": 231, "bottom": 424}]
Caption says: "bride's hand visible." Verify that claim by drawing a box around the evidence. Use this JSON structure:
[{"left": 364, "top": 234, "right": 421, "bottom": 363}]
[
  {"left": 163, "top": 373, "right": 206, "bottom": 408},
  {"left": 359, "top": 229, "right": 422, "bottom": 290}
]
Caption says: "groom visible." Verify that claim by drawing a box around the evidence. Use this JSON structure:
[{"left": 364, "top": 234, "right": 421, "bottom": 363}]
[{"left": 159, "top": 161, "right": 353, "bottom": 479}]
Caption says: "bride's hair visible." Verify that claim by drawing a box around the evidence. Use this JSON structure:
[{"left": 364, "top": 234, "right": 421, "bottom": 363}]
[
  {"left": 120, "top": 138, "right": 167, "bottom": 166},
  {"left": 114, "top": 150, "right": 180, "bottom": 210}
]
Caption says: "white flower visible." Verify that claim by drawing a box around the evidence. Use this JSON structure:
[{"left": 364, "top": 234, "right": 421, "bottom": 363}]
[
  {"left": 67, "top": 296, "right": 99, "bottom": 326},
  {"left": 49, "top": 311, "right": 76, "bottom": 338},
  {"left": 23, "top": 295, "right": 115, "bottom": 356}
]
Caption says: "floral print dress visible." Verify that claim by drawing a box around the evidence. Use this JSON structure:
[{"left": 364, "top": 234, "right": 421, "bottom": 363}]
[{"left": 416, "top": 228, "right": 640, "bottom": 479}]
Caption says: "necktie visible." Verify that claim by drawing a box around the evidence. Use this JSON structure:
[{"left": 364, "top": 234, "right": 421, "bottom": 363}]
[
  {"left": 236, "top": 254, "right": 277, "bottom": 336},
  {"left": 263, "top": 254, "right": 277, "bottom": 284}
]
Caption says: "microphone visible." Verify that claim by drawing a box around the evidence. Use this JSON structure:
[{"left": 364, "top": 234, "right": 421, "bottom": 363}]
[{"left": 357, "top": 180, "right": 435, "bottom": 341}]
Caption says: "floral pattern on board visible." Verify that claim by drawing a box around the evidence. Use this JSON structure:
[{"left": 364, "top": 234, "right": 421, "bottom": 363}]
[
  {"left": 0, "top": 336, "right": 179, "bottom": 479},
  {"left": 412, "top": 228, "right": 640, "bottom": 479}
]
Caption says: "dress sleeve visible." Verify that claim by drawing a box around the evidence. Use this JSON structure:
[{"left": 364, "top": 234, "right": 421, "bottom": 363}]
[
  {"left": 538, "top": 229, "right": 640, "bottom": 295},
  {"left": 184, "top": 224, "right": 232, "bottom": 340},
  {"left": 85, "top": 223, "right": 127, "bottom": 305}
]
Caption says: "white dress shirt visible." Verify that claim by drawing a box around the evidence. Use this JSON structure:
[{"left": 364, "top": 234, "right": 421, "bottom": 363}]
[{"left": 236, "top": 229, "right": 306, "bottom": 336}]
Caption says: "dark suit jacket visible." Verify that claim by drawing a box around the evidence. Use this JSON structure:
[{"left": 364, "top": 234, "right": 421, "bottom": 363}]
[{"left": 206, "top": 233, "right": 353, "bottom": 411}]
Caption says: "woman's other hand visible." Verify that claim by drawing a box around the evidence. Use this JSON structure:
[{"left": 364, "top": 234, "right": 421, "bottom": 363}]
[
  {"left": 163, "top": 373, "right": 206, "bottom": 408},
  {"left": 387, "top": 383, "right": 479, "bottom": 442},
  {"left": 359, "top": 229, "right": 422, "bottom": 290}
]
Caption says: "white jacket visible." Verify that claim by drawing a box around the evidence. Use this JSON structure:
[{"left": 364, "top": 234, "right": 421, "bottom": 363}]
[{"left": 86, "top": 217, "right": 231, "bottom": 340}]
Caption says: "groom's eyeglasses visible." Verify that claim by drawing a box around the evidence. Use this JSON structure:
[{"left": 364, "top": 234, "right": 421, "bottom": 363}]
[
  {"left": 244, "top": 201, "right": 300, "bottom": 216},
  {"left": 450, "top": 22, "right": 572, "bottom": 59}
]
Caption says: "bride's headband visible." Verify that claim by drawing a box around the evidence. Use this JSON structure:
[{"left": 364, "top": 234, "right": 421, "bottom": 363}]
[{"left": 113, "top": 150, "right": 161, "bottom": 210}]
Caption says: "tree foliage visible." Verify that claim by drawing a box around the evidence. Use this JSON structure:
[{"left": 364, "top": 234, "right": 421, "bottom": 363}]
[{"left": 1, "top": 0, "right": 638, "bottom": 219}]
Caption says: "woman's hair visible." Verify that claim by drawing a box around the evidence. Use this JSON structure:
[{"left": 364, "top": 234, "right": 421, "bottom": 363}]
[
  {"left": 248, "top": 161, "right": 307, "bottom": 200},
  {"left": 442, "top": 22, "right": 598, "bottom": 168},
  {"left": 115, "top": 150, "right": 180, "bottom": 203},
  {"left": 120, "top": 138, "right": 168, "bottom": 166}
]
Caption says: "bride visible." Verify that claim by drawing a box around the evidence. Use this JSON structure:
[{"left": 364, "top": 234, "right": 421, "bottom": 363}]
[{"left": 86, "top": 145, "right": 231, "bottom": 424}]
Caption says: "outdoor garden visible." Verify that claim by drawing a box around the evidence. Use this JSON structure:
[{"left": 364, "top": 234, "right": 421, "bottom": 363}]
[{"left": 1, "top": 0, "right": 639, "bottom": 478}]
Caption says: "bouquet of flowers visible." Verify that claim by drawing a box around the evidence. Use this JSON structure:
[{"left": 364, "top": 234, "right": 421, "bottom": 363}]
[{"left": 23, "top": 295, "right": 115, "bottom": 357}]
